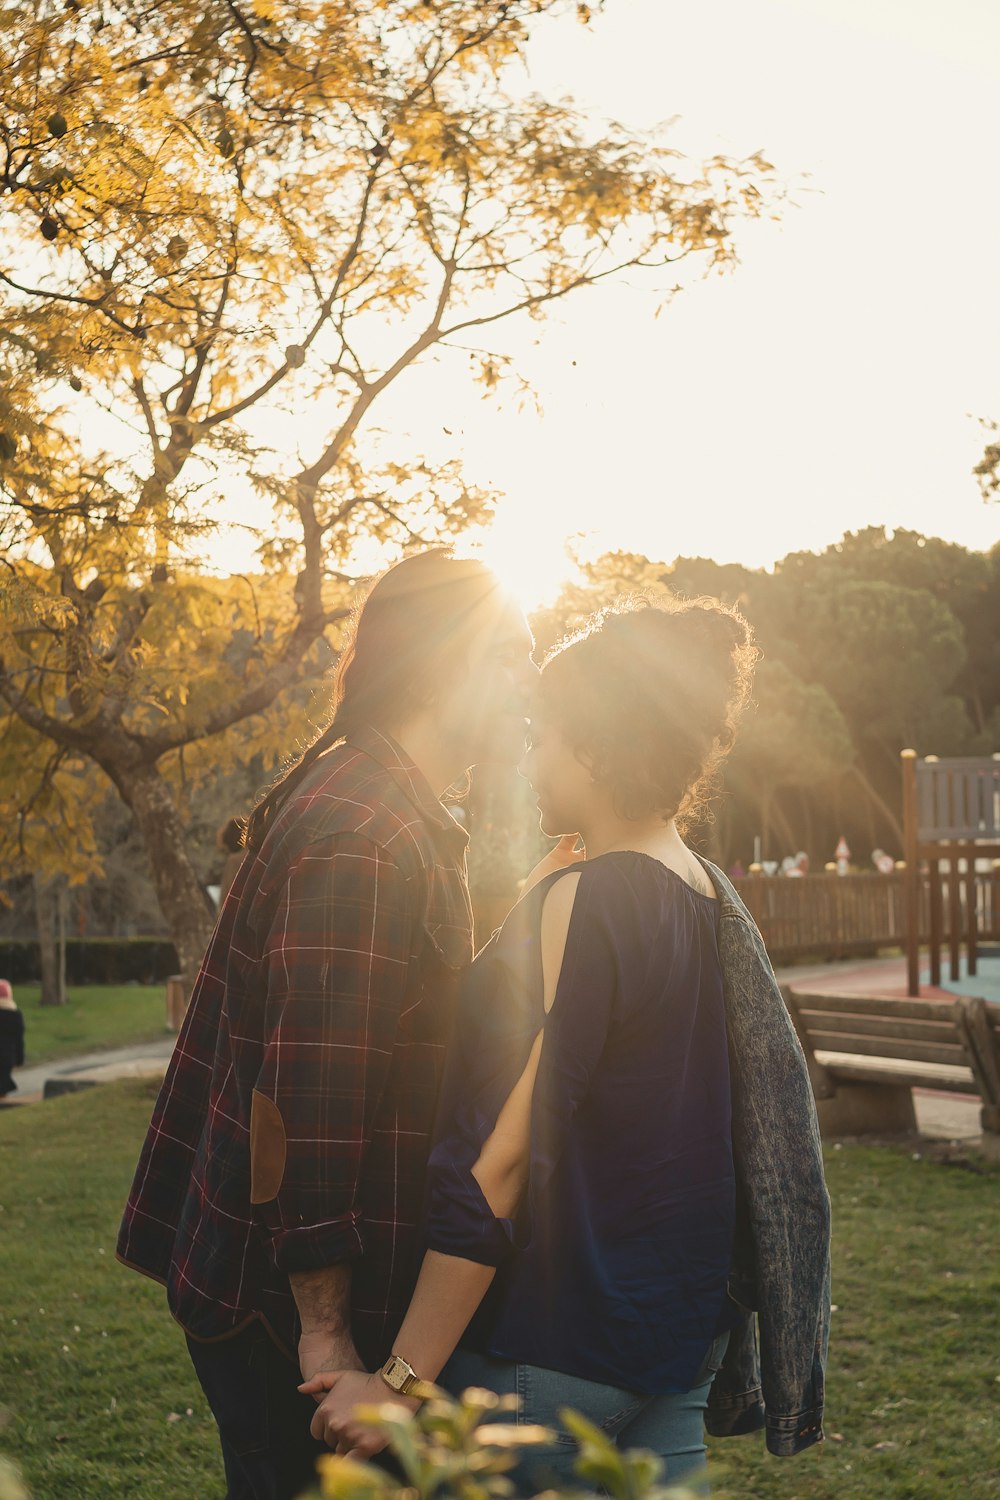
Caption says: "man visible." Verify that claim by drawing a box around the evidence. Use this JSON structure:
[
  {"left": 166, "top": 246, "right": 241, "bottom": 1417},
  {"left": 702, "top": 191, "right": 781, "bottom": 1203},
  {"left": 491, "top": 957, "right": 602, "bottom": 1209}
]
[{"left": 118, "top": 552, "right": 536, "bottom": 1500}]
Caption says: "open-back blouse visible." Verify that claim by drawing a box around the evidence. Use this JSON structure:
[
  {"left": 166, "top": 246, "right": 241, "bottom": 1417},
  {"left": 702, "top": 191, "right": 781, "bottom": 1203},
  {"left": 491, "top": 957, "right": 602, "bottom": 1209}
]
[{"left": 425, "top": 851, "right": 738, "bottom": 1395}]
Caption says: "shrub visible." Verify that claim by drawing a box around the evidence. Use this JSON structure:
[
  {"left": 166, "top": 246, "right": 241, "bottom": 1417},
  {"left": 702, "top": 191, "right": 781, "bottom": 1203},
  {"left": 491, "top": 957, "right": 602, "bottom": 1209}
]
[
  {"left": 306, "top": 1386, "right": 700, "bottom": 1500},
  {"left": 0, "top": 938, "right": 179, "bottom": 986}
]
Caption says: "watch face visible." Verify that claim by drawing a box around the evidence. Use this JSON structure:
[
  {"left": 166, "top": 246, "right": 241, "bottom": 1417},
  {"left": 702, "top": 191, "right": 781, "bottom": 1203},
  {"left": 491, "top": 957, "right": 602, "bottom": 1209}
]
[{"left": 383, "top": 1356, "right": 409, "bottom": 1390}]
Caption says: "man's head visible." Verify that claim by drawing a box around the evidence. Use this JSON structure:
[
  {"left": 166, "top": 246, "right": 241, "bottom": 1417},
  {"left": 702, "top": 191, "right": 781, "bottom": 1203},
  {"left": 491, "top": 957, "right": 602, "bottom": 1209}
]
[
  {"left": 338, "top": 550, "right": 536, "bottom": 772},
  {"left": 246, "top": 550, "right": 536, "bottom": 849}
]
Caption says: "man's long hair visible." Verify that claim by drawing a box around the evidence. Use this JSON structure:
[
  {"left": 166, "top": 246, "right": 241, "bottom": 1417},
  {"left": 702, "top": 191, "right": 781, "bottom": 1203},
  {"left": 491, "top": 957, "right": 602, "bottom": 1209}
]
[{"left": 244, "top": 550, "right": 501, "bottom": 852}]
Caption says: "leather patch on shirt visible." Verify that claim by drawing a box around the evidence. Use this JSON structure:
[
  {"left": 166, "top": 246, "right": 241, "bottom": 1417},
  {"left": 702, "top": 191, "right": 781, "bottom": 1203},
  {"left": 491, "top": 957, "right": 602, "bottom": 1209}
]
[{"left": 250, "top": 1090, "right": 287, "bottom": 1204}]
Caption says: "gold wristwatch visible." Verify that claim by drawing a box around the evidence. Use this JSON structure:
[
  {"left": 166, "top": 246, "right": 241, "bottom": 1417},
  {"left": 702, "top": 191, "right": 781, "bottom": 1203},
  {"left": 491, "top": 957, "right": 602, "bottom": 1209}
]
[{"left": 378, "top": 1353, "right": 422, "bottom": 1397}]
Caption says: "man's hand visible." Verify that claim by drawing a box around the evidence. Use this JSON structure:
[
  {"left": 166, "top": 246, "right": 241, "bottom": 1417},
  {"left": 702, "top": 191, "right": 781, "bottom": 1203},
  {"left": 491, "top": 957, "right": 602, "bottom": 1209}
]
[
  {"left": 298, "top": 1330, "right": 364, "bottom": 1387},
  {"left": 519, "top": 835, "right": 583, "bottom": 899},
  {"left": 298, "top": 1369, "right": 415, "bottom": 1457}
]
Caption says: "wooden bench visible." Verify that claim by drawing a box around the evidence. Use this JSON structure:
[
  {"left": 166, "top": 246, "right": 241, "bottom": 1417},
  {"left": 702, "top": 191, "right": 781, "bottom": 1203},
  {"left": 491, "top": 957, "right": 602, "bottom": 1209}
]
[{"left": 781, "top": 987, "right": 1000, "bottom": 1140}]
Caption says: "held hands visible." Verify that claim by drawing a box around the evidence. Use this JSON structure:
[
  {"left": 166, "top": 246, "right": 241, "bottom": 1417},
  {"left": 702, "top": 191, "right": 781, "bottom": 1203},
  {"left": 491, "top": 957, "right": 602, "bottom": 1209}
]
[
  {"left": 298, "top": 1330, "right": 364, "bottom": 1384},
  {"left": 298, "top": 1369, "right": 417, "bottom": 1458}
]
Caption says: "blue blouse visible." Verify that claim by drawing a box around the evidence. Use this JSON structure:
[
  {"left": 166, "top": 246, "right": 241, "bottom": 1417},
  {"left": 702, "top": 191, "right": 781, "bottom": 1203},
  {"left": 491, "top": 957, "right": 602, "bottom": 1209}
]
[{"left": 425, "top": 852, "right": 738, "bottom": 1396}]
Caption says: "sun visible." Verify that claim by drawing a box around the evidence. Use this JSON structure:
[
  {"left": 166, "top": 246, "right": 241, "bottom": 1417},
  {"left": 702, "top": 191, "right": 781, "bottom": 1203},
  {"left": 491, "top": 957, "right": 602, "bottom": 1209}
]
[{"left": 466, "top": 519, "right": 579, "bottom": 616}]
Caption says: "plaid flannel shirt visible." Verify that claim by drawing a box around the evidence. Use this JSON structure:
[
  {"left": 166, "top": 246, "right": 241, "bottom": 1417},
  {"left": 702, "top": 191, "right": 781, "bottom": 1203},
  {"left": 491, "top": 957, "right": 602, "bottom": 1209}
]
[{"left": 117, "top": 729, "right": 473, "bottom": 1365}]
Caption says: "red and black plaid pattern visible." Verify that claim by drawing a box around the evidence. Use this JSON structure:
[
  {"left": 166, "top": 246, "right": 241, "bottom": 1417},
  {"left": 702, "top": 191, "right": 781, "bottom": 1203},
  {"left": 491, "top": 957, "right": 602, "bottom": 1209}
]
[{"left": 117, "top": 729, "right": 473, "bottom": 1366}]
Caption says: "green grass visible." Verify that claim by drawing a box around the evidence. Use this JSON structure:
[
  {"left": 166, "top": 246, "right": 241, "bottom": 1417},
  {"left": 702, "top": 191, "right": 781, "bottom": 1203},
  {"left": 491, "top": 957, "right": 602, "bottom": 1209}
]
[
  {"left": 15, "top": 985, "right": 169, "bottom": 1067},
  {"left": 0, "top": 1081, "right": 220, "bottom": 1500},
  {"left": 708, "top": 1142, "right": 1000, "bottom": 1499},
  {"left": 1, "top": 1083, "right": 998, "bottom": 1499}
]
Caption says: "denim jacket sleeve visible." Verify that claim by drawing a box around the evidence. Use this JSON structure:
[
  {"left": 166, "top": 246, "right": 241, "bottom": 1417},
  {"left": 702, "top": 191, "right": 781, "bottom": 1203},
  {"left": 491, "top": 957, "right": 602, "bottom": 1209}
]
[{"left": 699, "top": 858, "right": 832, "bottom": 1458}]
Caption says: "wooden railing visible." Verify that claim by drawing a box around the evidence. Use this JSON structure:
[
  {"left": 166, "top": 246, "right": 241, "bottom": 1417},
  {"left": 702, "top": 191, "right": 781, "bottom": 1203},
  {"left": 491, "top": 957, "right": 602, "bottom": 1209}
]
[
  {"left": 733, "top": 870, "right": 1000, "bottom": 963},
  {"left": 473, "top": 869, "right": 1000, "bottom": 964}
]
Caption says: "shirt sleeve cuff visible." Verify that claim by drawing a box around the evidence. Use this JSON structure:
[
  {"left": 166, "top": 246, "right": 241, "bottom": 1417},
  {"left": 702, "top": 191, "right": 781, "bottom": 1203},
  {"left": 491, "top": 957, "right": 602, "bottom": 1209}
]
[
  {"left": 268, "top": 1216, "right": 366, "bottom": 1273},
  {"left": 425, "top": 1164, "right": 522, "bottom": 1267}
]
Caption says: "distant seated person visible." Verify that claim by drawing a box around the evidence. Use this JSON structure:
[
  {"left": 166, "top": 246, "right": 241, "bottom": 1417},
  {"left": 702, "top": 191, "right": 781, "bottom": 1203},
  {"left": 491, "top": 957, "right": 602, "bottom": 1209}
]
[
  {"left": 216, "top": 816, "right": 247, "bottom": 907},
  {"left": 0, "top": 979, "right": 25, "bottom": 1099}
]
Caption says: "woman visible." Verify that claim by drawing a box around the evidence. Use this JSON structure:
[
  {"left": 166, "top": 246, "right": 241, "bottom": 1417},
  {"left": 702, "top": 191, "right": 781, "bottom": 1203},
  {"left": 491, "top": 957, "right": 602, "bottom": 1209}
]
[
  {"left": 0, "top": 978, "right": 25, "bottom": 1098},
  {"left": 305, "top": 596, "right": 831, "bottom": 1490}
]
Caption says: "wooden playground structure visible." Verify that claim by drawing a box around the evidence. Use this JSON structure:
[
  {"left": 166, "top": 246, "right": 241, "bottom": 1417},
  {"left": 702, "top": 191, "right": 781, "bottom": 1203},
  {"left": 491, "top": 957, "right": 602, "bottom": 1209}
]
[{"left": 901, "top": 751, "right": 1000, "bottom": 996}]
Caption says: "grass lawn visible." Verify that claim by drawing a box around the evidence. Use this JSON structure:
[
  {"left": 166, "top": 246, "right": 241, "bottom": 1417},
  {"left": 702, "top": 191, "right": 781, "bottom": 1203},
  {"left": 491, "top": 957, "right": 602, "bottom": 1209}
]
[
  {"left": 1, "top": 1082, "right": 998, "bottom": 1500},
  {"left": 14, "top": 985, "right": 170, "bottom": 1067}
]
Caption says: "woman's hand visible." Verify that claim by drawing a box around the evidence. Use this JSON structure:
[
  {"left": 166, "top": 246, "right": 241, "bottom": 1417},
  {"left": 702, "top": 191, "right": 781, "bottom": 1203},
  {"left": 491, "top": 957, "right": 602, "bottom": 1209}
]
[
  {"left": 519, "top": 835, "right": 583, "bottom": 899},
  {"left": 298, "top": 1369, "right": 415, "bottom": 1457}
]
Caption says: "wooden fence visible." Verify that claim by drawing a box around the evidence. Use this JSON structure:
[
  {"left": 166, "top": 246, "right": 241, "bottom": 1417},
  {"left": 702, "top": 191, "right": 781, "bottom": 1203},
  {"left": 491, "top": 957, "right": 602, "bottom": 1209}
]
[
  {"left": 474, "top": 868, "right": 1000, "bottom": 964},
  {"left": 733, "top": 869, "right": 1000, "bottom": 963}
]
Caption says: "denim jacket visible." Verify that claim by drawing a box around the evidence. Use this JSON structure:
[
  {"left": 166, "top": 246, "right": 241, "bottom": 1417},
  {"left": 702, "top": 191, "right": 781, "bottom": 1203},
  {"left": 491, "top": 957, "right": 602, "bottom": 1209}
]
[{"left": 698, "top": 858, "right": 832, "bottom": 1457}]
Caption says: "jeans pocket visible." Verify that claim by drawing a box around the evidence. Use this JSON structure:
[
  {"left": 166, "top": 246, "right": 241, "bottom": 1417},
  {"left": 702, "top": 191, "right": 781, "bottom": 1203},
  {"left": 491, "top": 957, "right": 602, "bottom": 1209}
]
[{"left": 517, "top": 1363, "right": 645, "bottom": 1440}]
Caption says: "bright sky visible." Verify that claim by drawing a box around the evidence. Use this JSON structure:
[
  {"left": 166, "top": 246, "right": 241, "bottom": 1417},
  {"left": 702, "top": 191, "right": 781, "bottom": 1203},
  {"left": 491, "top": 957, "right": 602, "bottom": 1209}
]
[
  {"left": 388, "top": 0, "right": 1000, "bottom": 606},
  {"left": 42, "top": 0, "right": 1000, "bottom": 609}
]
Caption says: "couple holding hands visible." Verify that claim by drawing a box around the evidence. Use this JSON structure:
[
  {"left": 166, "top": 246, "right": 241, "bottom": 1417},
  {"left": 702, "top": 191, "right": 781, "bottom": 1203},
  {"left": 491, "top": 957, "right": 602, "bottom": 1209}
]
[{"left": 119, "top": 549, "right": 830, "bottom": 1500}]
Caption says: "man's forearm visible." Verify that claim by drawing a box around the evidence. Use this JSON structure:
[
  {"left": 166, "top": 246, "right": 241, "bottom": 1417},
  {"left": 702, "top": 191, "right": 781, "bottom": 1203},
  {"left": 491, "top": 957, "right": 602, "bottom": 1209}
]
[
  {"left": 290, "top": 1264, "right": 363, "bottom": 1380},
  {"left": 289, "top": 1263, "right": 353, "bottom": 1335}
]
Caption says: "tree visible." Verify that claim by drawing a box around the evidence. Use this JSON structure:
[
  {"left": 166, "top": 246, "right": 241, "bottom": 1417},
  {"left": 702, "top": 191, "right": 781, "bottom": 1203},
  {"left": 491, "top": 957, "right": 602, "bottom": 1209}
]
[
  {"left": 0, "top": 1, "right": 777, "bottom": 977},
  {"left": 724, "top": 660, "right": 854, "bottom": 861},
  {"left": 974, "top": 424, "right": 999, "bottom": 501},
  {"left": 769, "top": 528, "right": 999, "bottom": 738},
  {"left": 0, "top": 701, "right": 107, "bottom": 1000}
]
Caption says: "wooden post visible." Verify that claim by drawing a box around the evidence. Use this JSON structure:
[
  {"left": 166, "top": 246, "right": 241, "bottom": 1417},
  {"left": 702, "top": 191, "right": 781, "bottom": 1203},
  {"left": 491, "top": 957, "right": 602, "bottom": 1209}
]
[
  {"left": 965, "top": 843, "right": 978, "bottom": 977},
  {"left": 166, "top": 975, "right": 188, "bottom": 1031},
  {"left": 901, "top": 749, "right": 919, "bottom": 996},
  {"left": 929, "top": 856, "right": 942, "bottom": 987},
  {"left": 948, "top": 853, "right": 962, "bottom": 982}
]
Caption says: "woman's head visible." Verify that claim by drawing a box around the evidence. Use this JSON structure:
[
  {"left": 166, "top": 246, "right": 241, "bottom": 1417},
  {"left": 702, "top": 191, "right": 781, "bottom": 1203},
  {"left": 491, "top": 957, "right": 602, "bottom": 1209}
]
[
  {"left": 246, "top": 549, "right": 533, "bottom": 850},
  {"left": 523, "top": 595, "right": 756, "bottom": 838}
]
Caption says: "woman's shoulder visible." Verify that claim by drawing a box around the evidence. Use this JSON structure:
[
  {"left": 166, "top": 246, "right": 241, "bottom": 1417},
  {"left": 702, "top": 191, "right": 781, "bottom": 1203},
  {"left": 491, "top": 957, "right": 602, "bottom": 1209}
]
[{"left": 539, "top": 854, "right": 719, "bottom": 947}]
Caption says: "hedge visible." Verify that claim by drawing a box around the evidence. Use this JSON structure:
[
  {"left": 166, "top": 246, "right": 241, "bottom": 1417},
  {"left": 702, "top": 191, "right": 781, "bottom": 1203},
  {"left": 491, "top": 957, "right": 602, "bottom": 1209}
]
[{"left": 0, "top": 938, "right": 179, "bottom": 986}]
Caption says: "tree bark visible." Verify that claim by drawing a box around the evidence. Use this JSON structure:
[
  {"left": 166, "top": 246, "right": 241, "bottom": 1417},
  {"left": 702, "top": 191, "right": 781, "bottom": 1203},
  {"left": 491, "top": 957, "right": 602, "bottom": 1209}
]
[
  {"left": 33, "top": 872, "right": 67, "bottom": 1006},
  {"left": 116, "top": 762, "right": 217, "bottom": 983}
]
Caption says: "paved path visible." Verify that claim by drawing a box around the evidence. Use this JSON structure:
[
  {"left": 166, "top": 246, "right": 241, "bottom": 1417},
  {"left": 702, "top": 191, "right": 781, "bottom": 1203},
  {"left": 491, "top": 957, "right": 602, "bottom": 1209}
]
[
  {"left": 6, "top": 1035, "right": 175, "bottom": 1104},
  {"left": 774, "top": 951, "right": 1000, "bottom": 1004}
]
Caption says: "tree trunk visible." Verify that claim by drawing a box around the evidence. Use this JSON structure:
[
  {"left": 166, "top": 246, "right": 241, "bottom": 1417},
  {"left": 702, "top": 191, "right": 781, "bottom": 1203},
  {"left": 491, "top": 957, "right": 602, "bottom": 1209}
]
[
  {"left": 770, "top": 792, "right": 798, "bottom": 860},
  {"left": 118, "top": 761, "right": 217, "bottom": 983},
  {"left": 849, "top": 765, "right": 904, "bottom": 852},
  {"left": 57, "top": 881, "right": 67, "bottom": 1000},
  {"left": 34, "top": 872, "right": 67, "bottom": 1006},
  {"left": 798, "top": 786, "right": 816, "bottom": 862},
  {"left": 760, "top": 788, "right": 773, "bottom": 861}
]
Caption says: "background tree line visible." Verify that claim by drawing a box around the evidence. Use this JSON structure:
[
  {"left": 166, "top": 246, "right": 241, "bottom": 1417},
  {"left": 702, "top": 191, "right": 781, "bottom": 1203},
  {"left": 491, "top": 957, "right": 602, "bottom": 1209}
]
[
  {"left": 530, "top": 525, "right": 1000, "bottom": 874},
  {"left": 4, "top": 523, "right": 996, "bottom": 960}
]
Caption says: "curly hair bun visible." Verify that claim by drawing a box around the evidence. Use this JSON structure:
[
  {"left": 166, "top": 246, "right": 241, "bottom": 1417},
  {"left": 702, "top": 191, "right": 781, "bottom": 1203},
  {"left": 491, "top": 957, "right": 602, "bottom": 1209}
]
[{"left": 539, "top": 594, "right": 757, "bottom": 828}]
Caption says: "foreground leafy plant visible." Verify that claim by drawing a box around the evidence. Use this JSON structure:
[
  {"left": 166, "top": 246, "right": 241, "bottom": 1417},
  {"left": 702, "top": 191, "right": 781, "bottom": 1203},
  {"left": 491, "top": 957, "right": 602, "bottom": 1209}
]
[{"left": 310, "top": 1386, "right": 701, "bottom": 1500}]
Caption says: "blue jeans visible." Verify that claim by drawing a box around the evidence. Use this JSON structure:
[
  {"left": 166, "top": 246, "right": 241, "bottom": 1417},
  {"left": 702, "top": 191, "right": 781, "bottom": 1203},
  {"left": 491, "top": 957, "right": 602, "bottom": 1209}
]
[{"left": 441, "top": 1332, "right": 729, "bottom": 1494}]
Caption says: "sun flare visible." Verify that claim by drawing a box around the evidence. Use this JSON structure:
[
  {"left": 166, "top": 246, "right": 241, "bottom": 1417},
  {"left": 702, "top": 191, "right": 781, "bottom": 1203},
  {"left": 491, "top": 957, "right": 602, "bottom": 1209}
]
[{"left": 466, "top": 520, "right": 580, "bottom": 617}]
